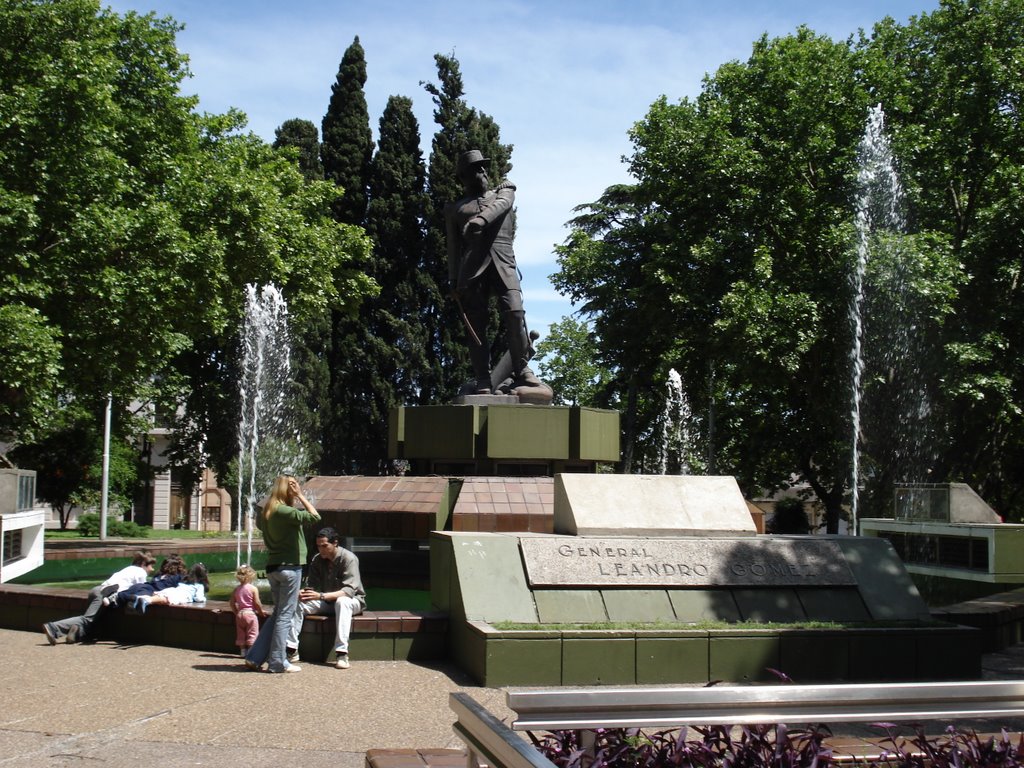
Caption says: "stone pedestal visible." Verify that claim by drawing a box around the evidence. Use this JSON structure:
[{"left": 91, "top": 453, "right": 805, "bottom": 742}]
[{"left": 389, "top": 404, "right": 619, "bottom": 476}]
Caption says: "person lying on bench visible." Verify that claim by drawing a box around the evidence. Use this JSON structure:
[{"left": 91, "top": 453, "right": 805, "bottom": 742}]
[
  {"left": 110, "top": 554, "right": 187, "bottom": 607},
  {"left": 42, "top": 551, "right": 156, "bottom": 644},
  {"left": 131, "top": 563, "right": 209, "bottom": 613}
]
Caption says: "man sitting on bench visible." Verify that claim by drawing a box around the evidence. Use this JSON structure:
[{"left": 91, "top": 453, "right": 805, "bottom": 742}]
[{"left": 287, "top": 526, "right": 366, "bottom": 669}]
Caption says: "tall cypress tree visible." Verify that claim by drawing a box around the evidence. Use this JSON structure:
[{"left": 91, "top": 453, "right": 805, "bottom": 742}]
[
  {"left": 421, "top": 53, "right": 513, "bottom": 402},
  {"left": 321, "top": 36, "right": 373, "bottom": 225},
  {"left": 319, "top": 36, "right": 374, "bottom": 473},
  {"left": 366, "top": 96, "right": 431, "bottom": 410},
  {"left": 327, "top": 97, "right": 431, "bottom": 474}
]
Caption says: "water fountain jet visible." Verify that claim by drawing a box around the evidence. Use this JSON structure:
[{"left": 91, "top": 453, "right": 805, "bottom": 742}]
[{"left": 235, "top": 284, "right": 307, "bottom": 567}]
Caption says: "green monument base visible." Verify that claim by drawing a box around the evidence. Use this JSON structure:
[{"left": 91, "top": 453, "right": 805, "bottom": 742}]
[
  {"left": 430, "top": 531, "right": 981, "bottom": 686},
  {"left": 389, "top": 404, "right": 619, "bottom": 476}
]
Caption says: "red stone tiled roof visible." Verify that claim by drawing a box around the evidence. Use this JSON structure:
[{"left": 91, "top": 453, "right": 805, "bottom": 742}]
[
  {"left": 452, "top": 476, "right": 554, "bottom": 533},
  {"left": 301, "top": 475, "right": 555, "bottom": 537},
  {"left": 304, "top": 476, "right": 450, "bottom": 514}
]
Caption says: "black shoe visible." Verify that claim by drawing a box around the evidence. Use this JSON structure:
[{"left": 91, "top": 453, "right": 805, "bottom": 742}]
[
  {"left": 65, "top": 625, "right": 80, "bottom": 644},
  {"left": 42, "top": 624, "right": 57, "bottom": 645}
]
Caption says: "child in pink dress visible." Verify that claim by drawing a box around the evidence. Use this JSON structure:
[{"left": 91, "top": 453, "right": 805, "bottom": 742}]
[{"left": 230, "top": 565, "right": 266, "bottom": 657}]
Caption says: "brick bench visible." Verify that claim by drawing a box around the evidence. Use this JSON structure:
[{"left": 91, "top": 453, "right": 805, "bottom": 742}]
[
  {"left": 0, "top": 584, "right": 447, "bottom": 662},
  {"left": 298, "top": 608, "right": 448, "bottom": 663},
  {"left": 365, "top": 748, "right": 466, "bottom": 768}
]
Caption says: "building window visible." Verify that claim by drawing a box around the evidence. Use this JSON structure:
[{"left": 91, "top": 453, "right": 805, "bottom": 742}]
[
  {"left": 202, "top": 507, "right": 221, "bottom": 523},
  {"left": 17, "top": 474, "right": 35, "bottom": 512},
  {"left": 3, "top": 529, "right": 23, "bottom": 564},
  {"left": 883, "top": 532, "right": 989, "bottom": 571}
]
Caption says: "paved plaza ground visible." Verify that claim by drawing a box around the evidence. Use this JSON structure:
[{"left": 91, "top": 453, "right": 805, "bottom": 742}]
[
  {"left": 2, "top": 625, "right": 1024, "bottom": 767},
  {"left": 0, "top": 627, "right": 511, "bottom": 767}
]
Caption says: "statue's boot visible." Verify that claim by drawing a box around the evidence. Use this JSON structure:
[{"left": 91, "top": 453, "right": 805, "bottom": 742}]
[
  {"left": 469, "top": 341, "right": 492, "bottom": 394},
  {"left": 505, "top": 311, "right": 552, "bottom": 404}
]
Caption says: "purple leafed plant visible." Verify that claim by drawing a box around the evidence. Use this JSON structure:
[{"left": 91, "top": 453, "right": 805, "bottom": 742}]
[{"left": 529, "top": 723, "right": 1024, "bottom": 768}]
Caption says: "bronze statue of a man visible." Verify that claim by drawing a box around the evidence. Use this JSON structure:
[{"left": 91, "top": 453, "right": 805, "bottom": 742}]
[{"left": 444, "top": 149, "right": 550, "bottom": 402}]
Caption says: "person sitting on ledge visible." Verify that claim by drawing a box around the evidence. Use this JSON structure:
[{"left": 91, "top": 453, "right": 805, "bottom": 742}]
[
  {"left": 286, "top": 526, "right": 365, "bottom": 669},
  {"left": 131, "top": 562, "right": 209, "bottom": 614},
  {"left": 42, "top": 550, "right": 156, "bottom": 644}
]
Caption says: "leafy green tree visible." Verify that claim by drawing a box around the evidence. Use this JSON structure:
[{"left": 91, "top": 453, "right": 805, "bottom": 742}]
[
  {"left": 10, "top": 407, "right": 143, "bottom": 529},
  {"left": 552, "top": 184, "right": 672, "bottom": 471},
  {"left": 1, "top": 1, "right": 374, "bottom": 500},
  {"left": 533, "top": 317, "right": 610, "bottom": 408},
  {"left": 421, "top": 53, "right": 513, "bottom": 402},
  {"left": 164, "top": 122, "right": 374, "bottom": 487},
  {"left": 274, "top": 118, "right": 324, "bottom": 181},
  {"left": 598, "top": 29, "right": 873, "bottom": 525},
  {"left": 1, "top": 0, "right": 200, "bottom": 422},
  {"left": 859, "top": 0, "right": 1024, "bottom": 519},
  {"left": 0, "top": 304, "right": 62, "bottom": 446}
]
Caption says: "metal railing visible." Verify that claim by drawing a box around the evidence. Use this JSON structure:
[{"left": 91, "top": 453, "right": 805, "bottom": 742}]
[
  {"left": 450, "top": 692, "right": 556, "bottom": 768},
  {"left": 451, "top": 681, "right": 1024, "bottom": 768},
  {"left": 506, "top": 680, "right": 1024, "bottom": 731}
]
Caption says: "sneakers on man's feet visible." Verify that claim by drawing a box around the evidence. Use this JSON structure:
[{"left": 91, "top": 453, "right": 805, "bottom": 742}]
[
  {"left": 286, "top": 647, "right": 300, "bottom": 663},
  {"left": 281, "top": 665, "right": 301, "bottom": 673},
  {"left": 243, "top": 659, "right": 262, "bottom": 672},
  {"left": 334, "top": 653, "right": 350, "bottom": 669},
  {"left": 42, "top": 624, "right": 57, "bottom": 645},
  {"left": 65, "top": 625, "right": 80, "bottom": 644}
]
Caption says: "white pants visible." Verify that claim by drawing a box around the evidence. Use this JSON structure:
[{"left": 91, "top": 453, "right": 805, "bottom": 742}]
[{"left": 287, "top": 596, "right": 363, "bottom": 654}]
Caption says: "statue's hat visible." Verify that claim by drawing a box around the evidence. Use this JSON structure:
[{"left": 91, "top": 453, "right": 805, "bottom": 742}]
[{"left": 457, "top": 149, "right": 489, "bottom": 175}]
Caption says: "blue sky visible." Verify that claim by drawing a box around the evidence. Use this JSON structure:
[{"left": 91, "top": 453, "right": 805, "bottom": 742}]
[{"left": 105, "top": 0, "right": 939, "bottom": 336}]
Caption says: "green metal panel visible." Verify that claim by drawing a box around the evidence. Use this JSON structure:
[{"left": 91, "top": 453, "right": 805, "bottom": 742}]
[
  {"left": 848, "top": 630, "right": 917, "bottom": 681},
  {"left": 562, "top": 636, "right": 636, "bottom": 684},
  {"left": 709, "top": 634, "right": 780, "bottom": 683},
  {"left": 780, "top": 632, "right": 850, "bottom": 681},
  {"left": 395, "top": 632, "right": 447, "bottom": 661},
  {"left": 486, "top": 638, "right": 563, "bottom": 686},
  {"left": 388, "top": 406, "right": 404, "bottom": 458},
  {"left": 636, "top": 635, "right": 710, "bottom": 683},
  {"left": 403, "top": 406, "right": 480, "bottom": 459},
  {"left": 915, "top": 627, "right": 981, "bottom": 680},
  {"left": 534, "top": 589, "right": 608, "bottom": 623},
  {"left": 572, "top": 407, "right": 620, "bottom": 462},
  {"left": 429, "top": 533, "right": 454, "bottom": 612},
  {"left": 992, "top": 527, "right": 1024, "bottom": 577},
  {"left": 436, "top": 479, "right": 461, "bottom": 533},
  {"left": 486, "top": 405, "right": 570, "bottom": 459},
  {"left": 350, "top": 634, "right": 397, "bottom": 661}
]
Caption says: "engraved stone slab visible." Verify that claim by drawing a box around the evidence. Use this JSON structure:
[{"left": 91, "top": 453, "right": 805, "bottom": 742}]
[
  {"left": 520, "top": 537, "right": 856, "bottom": 587},
  {"left": 554, "top": 474, "right": 756, "bottom": 536}
]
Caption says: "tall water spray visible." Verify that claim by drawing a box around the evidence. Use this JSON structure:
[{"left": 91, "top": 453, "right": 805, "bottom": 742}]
[
  {"left": 659, "top": 368, "right": 693, "bottom": 475},
  {"left": 236, "top": 284, "right": 305, "bottom": 566},
  {"left": 849, "top": 105, "right": 907, "bottom": 532}
]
